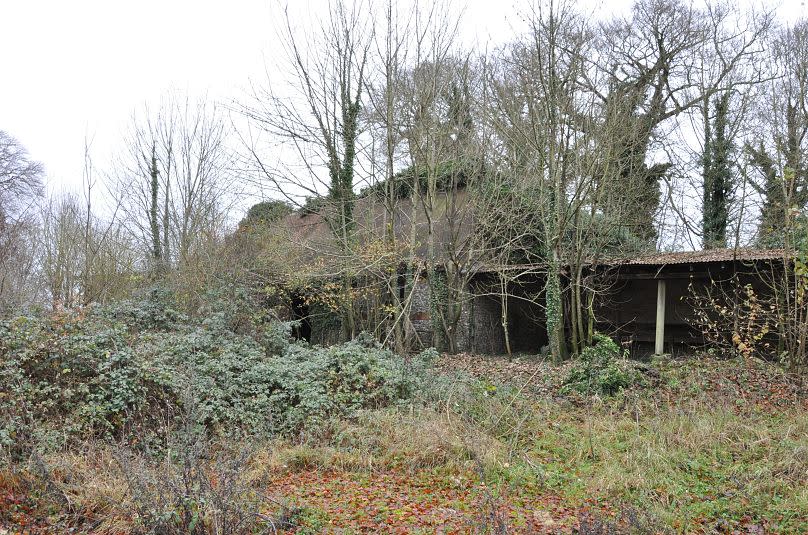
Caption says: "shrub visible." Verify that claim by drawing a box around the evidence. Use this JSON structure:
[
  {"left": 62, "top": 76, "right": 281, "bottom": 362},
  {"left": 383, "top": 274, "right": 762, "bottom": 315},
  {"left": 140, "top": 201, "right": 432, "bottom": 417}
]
[
  {"left": 0, "top": 289, "right": 432, "bottom": 452},
  {"left": 115, "top": 418, "right": 284, "bottom": 535},
  {"left": 266, "top": 336, "right": 425, "bottom": 433},
  {"left": 561, "top": 333, "right": 647, "bottom": 396},
  {"left": 0, "top": 312, "right": 164, "bottom": 455}
]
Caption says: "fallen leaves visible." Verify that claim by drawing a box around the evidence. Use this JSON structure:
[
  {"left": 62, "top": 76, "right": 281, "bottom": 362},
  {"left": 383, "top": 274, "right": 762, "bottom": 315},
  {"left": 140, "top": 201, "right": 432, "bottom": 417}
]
[{"left": 266, "top": 468, "right": 591, "bottom": 533}]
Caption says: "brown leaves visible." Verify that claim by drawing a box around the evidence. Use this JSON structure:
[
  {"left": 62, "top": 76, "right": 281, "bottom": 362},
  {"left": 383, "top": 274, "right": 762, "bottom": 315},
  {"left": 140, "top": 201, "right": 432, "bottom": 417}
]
[{"left": 266, "top": 469, "right": 587, "bottom": 533}]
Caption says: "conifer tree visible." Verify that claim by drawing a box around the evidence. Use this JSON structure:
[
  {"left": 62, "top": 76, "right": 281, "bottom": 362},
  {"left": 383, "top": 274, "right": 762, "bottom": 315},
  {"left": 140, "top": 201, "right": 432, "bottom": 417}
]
[{"left": 702, "top": 92, "right": 733, "bottom": 249}]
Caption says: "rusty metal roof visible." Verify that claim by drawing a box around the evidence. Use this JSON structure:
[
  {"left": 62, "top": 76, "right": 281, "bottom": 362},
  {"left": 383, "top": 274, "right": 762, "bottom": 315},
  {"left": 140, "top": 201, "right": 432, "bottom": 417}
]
[{"left": 611, "top": 248, "right": 786, "bottom": 266}]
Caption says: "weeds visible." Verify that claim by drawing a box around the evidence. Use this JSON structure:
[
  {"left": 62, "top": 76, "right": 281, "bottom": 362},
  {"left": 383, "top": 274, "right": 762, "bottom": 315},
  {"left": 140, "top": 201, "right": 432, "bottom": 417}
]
[{"left": 1, "top": 353, "right": 805, "bottom": 533}]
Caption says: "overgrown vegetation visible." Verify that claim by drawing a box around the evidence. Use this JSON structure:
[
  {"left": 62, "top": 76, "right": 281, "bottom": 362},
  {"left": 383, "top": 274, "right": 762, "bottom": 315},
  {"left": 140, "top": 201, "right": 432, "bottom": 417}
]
[
  {"left": 0, "top": 289, "right": 430, "bottom": 457},
  {"left": 2, "top": 0, "right": 808, "bottom": 533},
  {"left": 2, "top": 303, "right": 806, "bottom": 533},
  {"left": 561, "top": 333, "right": 649, "bottom": 395}
]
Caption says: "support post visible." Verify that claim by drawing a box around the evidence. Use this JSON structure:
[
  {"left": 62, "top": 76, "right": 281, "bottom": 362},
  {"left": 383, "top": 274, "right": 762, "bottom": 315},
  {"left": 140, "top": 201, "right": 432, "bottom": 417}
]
[{"left": 655, "top": 279, "right": 666, "bottom": 355}]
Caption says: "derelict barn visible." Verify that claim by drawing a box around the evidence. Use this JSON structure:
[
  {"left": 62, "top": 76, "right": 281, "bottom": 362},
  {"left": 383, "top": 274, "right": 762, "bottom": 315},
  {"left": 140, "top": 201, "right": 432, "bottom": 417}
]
[
  {"left": 274, "top": 191, "right": 785, "bottom": 356},
  {"left": 285, "top": 249, "right": 785, "bottom": 356},
  {"left": 589, "top": 249, "right": 784, "bottom": 356},
  {"left": 389, "top": 248, "right": 783, "bottom": 357}
]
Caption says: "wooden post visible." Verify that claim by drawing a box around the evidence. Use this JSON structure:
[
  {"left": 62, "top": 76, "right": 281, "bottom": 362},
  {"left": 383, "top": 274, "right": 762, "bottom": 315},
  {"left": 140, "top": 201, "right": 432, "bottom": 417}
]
[{"left": 655, "top": 279, "right": 666, "bottom": 355}]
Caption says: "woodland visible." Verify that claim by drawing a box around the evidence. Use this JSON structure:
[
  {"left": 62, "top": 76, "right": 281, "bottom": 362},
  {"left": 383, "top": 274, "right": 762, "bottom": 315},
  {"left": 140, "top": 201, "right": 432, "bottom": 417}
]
[{"left": 1, "top": 0, "right": 807, "bottom": 533}]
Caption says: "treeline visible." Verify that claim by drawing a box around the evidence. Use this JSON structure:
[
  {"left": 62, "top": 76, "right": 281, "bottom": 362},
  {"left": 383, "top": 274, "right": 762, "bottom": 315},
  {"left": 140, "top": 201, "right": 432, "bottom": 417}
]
[{"left": 1, "top": 0, "right": 807, "bottom": 362}]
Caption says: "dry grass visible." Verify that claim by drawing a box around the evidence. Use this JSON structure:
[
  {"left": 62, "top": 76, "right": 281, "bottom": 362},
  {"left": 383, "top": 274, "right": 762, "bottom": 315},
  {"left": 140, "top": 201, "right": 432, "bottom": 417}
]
[
  {"left": 1, "top": 355, "right": 806, "bottom": 533},
  {"left": 249, "top": 408, "right": 508, "bottom": 478},
  {"left": 571, "top": 406, "right": 808, "bottom": 524}
]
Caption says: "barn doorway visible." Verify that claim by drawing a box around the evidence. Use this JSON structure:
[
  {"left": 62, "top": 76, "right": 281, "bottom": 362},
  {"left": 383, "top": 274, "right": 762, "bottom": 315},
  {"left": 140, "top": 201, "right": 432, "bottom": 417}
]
[{"left": 291, "top": 294, "right": 312, "bottom": 342}]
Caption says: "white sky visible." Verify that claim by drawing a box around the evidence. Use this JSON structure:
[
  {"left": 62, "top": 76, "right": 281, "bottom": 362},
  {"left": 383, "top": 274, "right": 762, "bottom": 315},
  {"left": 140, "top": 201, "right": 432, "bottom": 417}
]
[{"left": 1, "top": 0, "right": 805, "bottom": 204}]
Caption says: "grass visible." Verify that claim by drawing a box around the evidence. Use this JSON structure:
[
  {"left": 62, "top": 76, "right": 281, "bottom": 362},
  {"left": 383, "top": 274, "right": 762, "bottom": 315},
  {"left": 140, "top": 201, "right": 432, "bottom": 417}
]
[
  {"left": 530, "top": 402, "right": 807, "bottom": 531},
  {"left": 1, "top": 354, "right": 806, "bottom": 533}
]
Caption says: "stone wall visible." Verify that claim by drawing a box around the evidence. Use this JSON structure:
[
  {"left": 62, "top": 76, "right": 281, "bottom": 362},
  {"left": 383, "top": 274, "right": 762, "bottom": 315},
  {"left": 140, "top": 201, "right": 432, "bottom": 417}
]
[
  {"left": 463, "top": 293, "right": 506, "bottom": 354},
  {"left": 407, "top": 273, "right": 509, "bottom": 354}
]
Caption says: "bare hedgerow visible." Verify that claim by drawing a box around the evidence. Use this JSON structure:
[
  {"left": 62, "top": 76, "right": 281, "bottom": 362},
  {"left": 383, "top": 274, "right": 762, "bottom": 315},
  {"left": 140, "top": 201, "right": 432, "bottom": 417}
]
[
  {"left": 688, "top": 280, "right": 776, "bottom": 360},
  {"left": 114, "top": 398, "right": 298, "bottom": 535}
]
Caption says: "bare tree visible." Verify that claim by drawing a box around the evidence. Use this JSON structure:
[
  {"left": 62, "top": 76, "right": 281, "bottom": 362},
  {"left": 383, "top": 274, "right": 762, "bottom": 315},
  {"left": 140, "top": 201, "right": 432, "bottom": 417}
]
[
  {"left": 117, "top": 95, "right": 234, "bottom": 280},
  {"left": 0, "top": 131, "right": 44, "bottom": 313},
  {"left": 592, "top": 0, "right": 770, "bottom": 247},
  {"left": 240, "top": 0, "right": 373, "bottom": 339},
  {"left": 485, "top": 0, "right": 603, "bottom": 360},
  {"left": 39, "top": 191, "right": 137, "bottom": 311},
  {"left": 0, "top": 131, "right": 43, "bottom": 215}
]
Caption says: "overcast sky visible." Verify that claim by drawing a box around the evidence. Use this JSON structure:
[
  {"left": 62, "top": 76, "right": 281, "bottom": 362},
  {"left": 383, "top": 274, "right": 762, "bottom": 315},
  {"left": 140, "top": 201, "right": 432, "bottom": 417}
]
[{"left": 1, "top": 0, "right": 805, "bottom": 202}]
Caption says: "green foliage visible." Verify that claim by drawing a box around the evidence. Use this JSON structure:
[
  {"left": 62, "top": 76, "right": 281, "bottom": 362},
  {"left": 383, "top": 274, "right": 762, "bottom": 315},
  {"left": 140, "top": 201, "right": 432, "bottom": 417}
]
[
  {"left": 427, "top": 269, "right": 449, "bottom": 352},
  {"left": 107, "top": 285, "right": 187, "bottom": 331},
  {"left": 746, "top": 102, "right": 808, "bottom": 247},
  {"left": 702, "top": 91, "right": 734, "bottom": 249},
  {"left": 238, "top": 199, "right": 292, "bottom": 229},
  {"left": 0, "top": 289, "right": 432, "bottom": 454},
  {"left": 0, "top": 312, "right": 163, "bottom": 454},
  {"left": 545, "top": 263, "right": 564, "bottom": 362},
  {"left": 265, "top": 334, "right": 428, "bottom": 432},
  {"left": 298, "top": 195, "right": 328, "bottom": 216},
  {"left": 359, "top": 159, "right": 478, "bottom": 200},
  {"left": 561, "top": 333, "right": 646, "bottom": 395},
  {"left": 569, "top": 211, "right": 654, "bottom": 257}
]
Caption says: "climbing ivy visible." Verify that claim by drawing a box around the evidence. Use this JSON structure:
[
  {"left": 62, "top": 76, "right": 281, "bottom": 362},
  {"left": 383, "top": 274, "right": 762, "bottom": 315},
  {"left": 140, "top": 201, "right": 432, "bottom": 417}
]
[
  {"left": 427, "top": 269, "right": 449, "bottom": 352},
  {"left": 545, "top": 260, "right": 564, "bottom": 362}
]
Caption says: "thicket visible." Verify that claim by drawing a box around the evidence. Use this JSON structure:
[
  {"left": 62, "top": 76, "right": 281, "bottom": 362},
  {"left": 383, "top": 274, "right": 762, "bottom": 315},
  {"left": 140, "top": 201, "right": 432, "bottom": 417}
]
[{"left": 0, "top": 288, "right": 433, "bottom": 458}]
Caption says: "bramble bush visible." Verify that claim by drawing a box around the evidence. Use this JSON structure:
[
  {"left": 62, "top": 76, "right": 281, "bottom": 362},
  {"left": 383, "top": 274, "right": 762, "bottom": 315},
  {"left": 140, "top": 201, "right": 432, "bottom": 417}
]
[
  {"left": 0, "top": 288, "right": 431, "bottom": 455},
  {"left": 561, "top": 333, "right": 647, "bottom": 396}
]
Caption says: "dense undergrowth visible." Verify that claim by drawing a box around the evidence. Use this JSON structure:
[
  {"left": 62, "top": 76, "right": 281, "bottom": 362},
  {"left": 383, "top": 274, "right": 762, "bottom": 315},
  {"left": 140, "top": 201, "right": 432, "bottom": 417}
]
[
  {"left": 1, "top": 291, "right": 806, "bottom": 533},
  {"left": 0, "top": 288, "right": 431, "bottom": 456}
]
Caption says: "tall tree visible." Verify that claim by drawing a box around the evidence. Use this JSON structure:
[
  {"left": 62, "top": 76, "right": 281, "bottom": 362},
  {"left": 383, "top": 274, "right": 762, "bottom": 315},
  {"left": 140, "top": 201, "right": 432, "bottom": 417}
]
[
  {"left": 148, "top": 145, "right": 162, "bottom": 272},
  {"left": 119, "top": 95, "right": 232, "bottom": 274},
  {"left": 488, "top": 0, "right": 595, "bottom": 360},
  {"left": 242, "top": 0, "right": 374, "bottom": 340},
  {"left": 702, "top": 92, "right": 734, "bottom": 249},
  {"left": 747, "top": 20, "right": 808, "bottom": 246},
  {"left": 594, "top": 0, "right": 769, "bottom": 245}
]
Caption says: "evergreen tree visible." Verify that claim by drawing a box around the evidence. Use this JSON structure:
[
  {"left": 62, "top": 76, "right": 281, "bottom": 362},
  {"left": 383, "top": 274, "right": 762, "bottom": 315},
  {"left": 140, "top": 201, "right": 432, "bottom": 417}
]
[
  {"left": 747, "top": 102, "right": 808, "bottom": 246},
  {"left": 702, "top": 92, "right": 733, "bottom": 249}
]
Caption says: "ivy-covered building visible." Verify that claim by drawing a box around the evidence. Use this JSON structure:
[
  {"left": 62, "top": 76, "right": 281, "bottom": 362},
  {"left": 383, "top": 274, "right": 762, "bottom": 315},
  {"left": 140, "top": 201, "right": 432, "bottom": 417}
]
[{"left": 259, "top": 191, "right": 785, "bottom": 356}]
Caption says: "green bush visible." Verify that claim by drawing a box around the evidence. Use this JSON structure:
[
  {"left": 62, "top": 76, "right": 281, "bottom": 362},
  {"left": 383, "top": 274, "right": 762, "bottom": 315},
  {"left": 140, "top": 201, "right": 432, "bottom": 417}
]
[
  {"left": 265, "top": 335, "right": 428, "bottom": 432},
  {"left": 0, "top": 289, "right": 432, "bottom": 453},
  {"left": 561, "top": 333, "right": 646, "bottom": 396},
  {"left": 0, "top": 313, "right": 162, "bottom": 453}
]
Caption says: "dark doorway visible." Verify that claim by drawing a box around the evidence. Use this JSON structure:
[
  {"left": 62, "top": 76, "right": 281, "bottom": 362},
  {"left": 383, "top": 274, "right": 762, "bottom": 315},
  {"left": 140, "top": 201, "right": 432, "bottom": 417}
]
[{"left": 291, "top": 294, "right": 312, "bottom": 342}]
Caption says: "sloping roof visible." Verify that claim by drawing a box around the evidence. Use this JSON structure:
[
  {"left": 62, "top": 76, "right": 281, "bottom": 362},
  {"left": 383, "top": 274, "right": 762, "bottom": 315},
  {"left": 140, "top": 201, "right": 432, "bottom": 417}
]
[
  {"left": 471, "top": 248, "right": 786, "bottom": 275},
  {"left": 611, "top": 248, "right": 786, "bottom": 266},
  {"left": 277, "top": 196, "right": 785, "bottom": 271},
  {"left": 280, "top": 189, "right": 477, "bottom": 262}
]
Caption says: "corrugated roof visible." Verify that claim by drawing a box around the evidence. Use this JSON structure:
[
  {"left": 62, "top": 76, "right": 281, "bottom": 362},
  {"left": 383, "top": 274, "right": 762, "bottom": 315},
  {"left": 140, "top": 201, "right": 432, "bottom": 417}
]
[{"left": 611, "top": 248, "right": 786, "bottom": 266}]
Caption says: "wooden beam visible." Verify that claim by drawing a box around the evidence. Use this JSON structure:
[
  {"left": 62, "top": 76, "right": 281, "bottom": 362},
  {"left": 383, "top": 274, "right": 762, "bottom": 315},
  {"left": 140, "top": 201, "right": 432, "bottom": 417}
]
[
  {"left": 614, "top": 272, "right": 707, "bottom": 280},
  {"left": 655, "top": 279, "right": 666, "bottom": 354}
]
